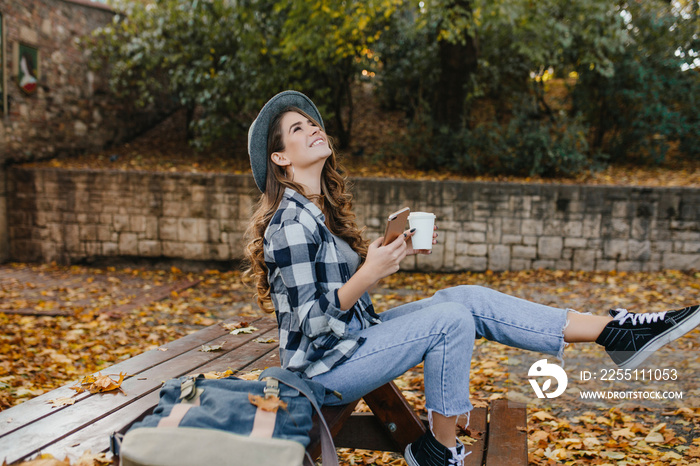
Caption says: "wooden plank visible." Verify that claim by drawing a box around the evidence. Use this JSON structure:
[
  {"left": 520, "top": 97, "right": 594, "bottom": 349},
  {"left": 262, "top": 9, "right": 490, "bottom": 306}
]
[
  {"left": 483, "top": 400, "right": 527, "bottom": 466},
  {"left": 460, "top": 408, "right": 487, "bottom": 466},
  {"left": 362, "top": 382, "right": 426, "bottom": 451},
  {"left": 30, "top": 329, "right": 282, "bottom": 463},
  {"left": 0, "top": 316, "right": 275, "bottom": 433},
  {"left": 330, "top": 412, "right": 399, "bottom": 452},
  {"left": 0, "top": 324, "right": 278, "bottom": 464}
]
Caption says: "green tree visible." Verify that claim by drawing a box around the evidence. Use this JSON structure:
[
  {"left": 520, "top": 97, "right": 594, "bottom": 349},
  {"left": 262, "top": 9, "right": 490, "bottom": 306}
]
[
  {"left": 88, "top": 0, "right": 398, "bottom": 150},
  {"left": 268, "top": 0, "right": 400, "bottom": 148},
  {"left": 572, "top": 0, "right": 700, "bottom": 163}
]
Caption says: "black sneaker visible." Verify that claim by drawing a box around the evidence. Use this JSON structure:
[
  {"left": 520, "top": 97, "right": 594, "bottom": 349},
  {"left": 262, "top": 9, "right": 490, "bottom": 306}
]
[
  {"left": 404, "top": 430, "right": 469, "bottom": 466},
  {"left": 596, "top": 305, "right": 700, "bottom": 370}
]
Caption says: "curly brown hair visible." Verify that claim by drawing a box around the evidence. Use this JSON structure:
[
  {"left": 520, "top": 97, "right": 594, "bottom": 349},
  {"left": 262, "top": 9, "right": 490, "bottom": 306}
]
[{"left": 243, "top": 107, "right": 367, "bottom": 312}]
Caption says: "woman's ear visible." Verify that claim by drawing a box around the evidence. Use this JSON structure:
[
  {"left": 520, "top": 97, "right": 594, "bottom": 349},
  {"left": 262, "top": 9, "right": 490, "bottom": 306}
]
[{"left": 271, "top": 152, "right": 291, "bottom": 167}]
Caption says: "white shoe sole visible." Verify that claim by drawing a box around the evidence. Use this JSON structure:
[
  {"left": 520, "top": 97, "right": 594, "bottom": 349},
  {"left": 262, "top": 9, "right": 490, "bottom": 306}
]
[
  {"left": 618, "top": 306, "right": 700, "bottom": 370},
  {"left": 404, "top": 444, "right": 419, "bottom": 466}
]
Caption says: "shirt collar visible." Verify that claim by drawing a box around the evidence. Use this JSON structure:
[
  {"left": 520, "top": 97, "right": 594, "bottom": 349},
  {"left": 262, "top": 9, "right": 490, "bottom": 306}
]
[{"left": 283, "top": 187, "right": 325, "bottom": 221}]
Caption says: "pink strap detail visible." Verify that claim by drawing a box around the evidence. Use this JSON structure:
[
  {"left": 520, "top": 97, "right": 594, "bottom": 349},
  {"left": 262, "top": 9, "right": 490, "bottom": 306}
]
[
  {"left": 249, "top": 407, "right": 277, "bottom": 438},
  {"left": 157, "top": 399, "right": 199, "bottom": 428}
]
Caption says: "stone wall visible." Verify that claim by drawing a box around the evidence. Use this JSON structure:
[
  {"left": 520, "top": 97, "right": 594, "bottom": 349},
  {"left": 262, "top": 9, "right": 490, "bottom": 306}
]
[
  {"left": 0, "top": 0, "right": 175, "bottom": 262},
  {"left": 7, "top": 166, "right": 700, "bottom": 272},
  {"left": 0, "top": 0, "right": 170, "bottom": 163}
]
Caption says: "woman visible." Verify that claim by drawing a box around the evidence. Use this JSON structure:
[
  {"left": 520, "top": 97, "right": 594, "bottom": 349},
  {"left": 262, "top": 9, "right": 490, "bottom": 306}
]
[{"left": 244, "top": 90, "right": 700, "bottom": 466}]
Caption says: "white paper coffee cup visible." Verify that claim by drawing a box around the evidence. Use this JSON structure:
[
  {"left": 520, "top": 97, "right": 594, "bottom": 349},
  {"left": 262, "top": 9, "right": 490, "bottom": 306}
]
[{"left": 408, "top": 212, "right": 436, "bottom": 250}]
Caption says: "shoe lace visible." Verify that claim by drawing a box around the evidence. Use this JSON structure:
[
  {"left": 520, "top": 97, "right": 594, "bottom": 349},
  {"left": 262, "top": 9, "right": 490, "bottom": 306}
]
[
  {"left": 613, "top": 309, "right": 667, "bottom": 326},
  {"left": 448, "top": 440, "right": 470, "bottom": 466}
]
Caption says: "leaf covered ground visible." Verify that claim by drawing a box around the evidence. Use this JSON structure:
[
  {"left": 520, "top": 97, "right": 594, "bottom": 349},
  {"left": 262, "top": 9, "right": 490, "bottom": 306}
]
[{"left": 2, "top": 262, "right": 699, "bottom": 465}]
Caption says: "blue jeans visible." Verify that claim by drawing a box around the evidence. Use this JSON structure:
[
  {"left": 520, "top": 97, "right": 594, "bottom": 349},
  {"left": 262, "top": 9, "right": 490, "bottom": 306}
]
[{"left": 311, "top": 285, "right": 568, "bottom": 417}]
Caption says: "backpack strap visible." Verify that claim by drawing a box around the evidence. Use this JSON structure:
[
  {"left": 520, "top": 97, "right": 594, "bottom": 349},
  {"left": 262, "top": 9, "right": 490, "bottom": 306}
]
[{"left": 260, "top": 367, "right": 339, "bottom": 466}]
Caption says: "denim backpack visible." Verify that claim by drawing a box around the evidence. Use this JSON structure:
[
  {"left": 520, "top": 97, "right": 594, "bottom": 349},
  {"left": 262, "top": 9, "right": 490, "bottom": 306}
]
[{"left": 112, "top": 367, "right": 338, "bottom": 466}]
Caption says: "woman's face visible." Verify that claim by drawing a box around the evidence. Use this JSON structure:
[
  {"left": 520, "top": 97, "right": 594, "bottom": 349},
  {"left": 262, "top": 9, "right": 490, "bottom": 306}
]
[{"left": 272, "top": 111, "right": 331, "bottom": 171}]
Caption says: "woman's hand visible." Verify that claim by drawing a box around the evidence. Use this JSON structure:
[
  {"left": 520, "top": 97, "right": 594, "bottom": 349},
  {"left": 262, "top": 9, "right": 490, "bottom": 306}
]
[
  {"left": 406, "top": 225, "right": 438, "bottom": 255},
  {"left": 337, "top": 231, "right": 415, "bottom": 311},
  {"left": 363, "top": 230, "right": 415, "bottom": 282}
]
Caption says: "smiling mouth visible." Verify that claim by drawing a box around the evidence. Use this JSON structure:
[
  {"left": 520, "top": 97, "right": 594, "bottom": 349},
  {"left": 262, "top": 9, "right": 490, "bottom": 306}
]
[{"left": 311, "top": 139, "right": 326, "bottom": 147}]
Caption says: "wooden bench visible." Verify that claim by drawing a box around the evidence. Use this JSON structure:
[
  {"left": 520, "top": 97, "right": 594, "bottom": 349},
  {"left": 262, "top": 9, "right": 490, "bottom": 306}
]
[{"left": 0, "top": 316, "right": 527, "bottom": 465}]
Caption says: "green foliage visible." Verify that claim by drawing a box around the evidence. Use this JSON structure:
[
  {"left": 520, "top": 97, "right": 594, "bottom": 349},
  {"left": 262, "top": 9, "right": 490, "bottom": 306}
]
[
  {"left": 375, "top": 0, "right": 698, "bottom": 173},
  {"left": 88, "top": 0, "right": 397, "bottom": 150},
  {"left": 405, "top": 98, "right": 593, "bottom": 178},
  {"left": 572, "top": 0, "right": 700, "bottom": 163},
  {"left": 87, "top": 0, "right": 699, "bottom": 173}
]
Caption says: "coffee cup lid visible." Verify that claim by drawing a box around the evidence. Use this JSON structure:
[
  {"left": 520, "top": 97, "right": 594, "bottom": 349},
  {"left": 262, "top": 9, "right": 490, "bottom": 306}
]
[{"left": 408, "top": 212, "right": 436, "bottom": 219}]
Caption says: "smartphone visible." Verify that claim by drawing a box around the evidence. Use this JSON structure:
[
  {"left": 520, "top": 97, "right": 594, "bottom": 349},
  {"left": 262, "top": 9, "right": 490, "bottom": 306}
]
[{"left": 382, "top": 207, "right": 410, "bottom": 246}]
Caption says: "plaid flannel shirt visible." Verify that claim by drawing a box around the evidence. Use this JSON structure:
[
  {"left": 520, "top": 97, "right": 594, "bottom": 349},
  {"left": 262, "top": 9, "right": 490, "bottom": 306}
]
[{"left": 264, "top": 188, "right": 381, "bottom": 378}]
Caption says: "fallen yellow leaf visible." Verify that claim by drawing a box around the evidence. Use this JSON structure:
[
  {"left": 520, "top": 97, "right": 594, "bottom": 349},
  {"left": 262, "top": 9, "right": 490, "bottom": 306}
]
[{"left": 47, "top": 397, "right": 76, "bottom": 408}]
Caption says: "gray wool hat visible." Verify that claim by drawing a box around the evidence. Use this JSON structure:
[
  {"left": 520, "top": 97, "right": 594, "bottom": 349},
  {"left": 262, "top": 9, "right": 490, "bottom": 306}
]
[{"left": 248, "top": 90, "right": 325, "bottom": 193}]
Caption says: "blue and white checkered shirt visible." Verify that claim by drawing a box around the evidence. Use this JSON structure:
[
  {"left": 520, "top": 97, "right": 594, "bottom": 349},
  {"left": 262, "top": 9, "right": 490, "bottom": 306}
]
[{"left": 264, "top": 188, "right": 381, "bottom": 378}]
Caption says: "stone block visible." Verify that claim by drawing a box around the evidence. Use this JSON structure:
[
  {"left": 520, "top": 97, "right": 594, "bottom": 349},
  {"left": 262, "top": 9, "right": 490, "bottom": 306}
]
[
  {"left": 523, "top": 236, "right": 538, "bottom": 246},
  {"left": 118, "top": 233, "right": 139, "bottom": 255},
  {"left": 502, "top": 235, "right": 522, "bottom": 245},
  {"left": 683, "top": 242, "right": 700, "bottom": 253},
  {"left": 178, "top": 218, "right": 208, "bottom": 242},
  {"left": 573, "top": 250, "right": 596, "bottom": 271},
  {"left": 532, "top": 260, "right": 555, "bottom": 270},
  {"left": 610, "top": 218, "right": 630, "bottom": 237},
  {"left": 502, "top": 219, "right": 521, "bottom": 235},
  {"left": 84, "top": 241, "right": 101, "bottom": 257},
  {"left": 596, "top": 259, "right": 617, "bottom": 271},
  {"left": 538, "top": 237, "right": 563, "bottom": 260},
  {"left": 138, "top": 240, "right": 161, "bottom": 257},
  {"left": 488, "top": 245, "right": 510, "bottom": 271},
  {"left": 512, "top": 245, "right": 537, "bottom": 259},
  {"left": 463, "top": 231, "right": 486, "bottom": 243},
  {"left": 510, "top": 259, "right": 532, "bottom": 271},
  {"left": 162, "top": 241, "right": 182, "bottom": 257},
  {"left": 486, "top": 219, "right": 503, "bottom": 244},
  {"left": 464, "top": 222, "right": 487, "bottom": 232},
  {"left": 190, "top": 186, "right": 207, "bottom": 203},
  {"left": 583, "top": 215, "right": 602, "bottom": 238},
  {"left": 521, "top": 219, "right": 543, "bottom": 236},
  {"left": 555, "top": 260, "right": 572, "bottom": 269},
  {"left": 210, "top": 243, "right": 231, "bottom": 261},
  {"left": 663, "top": 253, "right": 700, "bottom": 270},
  {"left": 604, "top": 239, "right": 628, "bottom": 260},
  {"left": 145, "top": 217, "right": 159, "bottom": 239},
  {"left": 617, "top": 261, "right": 643, "bottom": 272},
  {"left": 97, "top": 225, "right": 114, "bottom": 242},
  {"left": 543, "top": 219, "right": 563, "bottom": 236},
  {"left": 443, "top": 231, "right": 456, "bottom": 269},
  {"left": 207, "top": 220, "right": 222, "bottom": 243},
  {"left": 113, "top": 214, "right": 129, "bottom": 232},
  {"left": 130, "top": 216, "right": 147, "bottom": 232},
  {"left": 468, "top": 244, "right": 487, "bottom": 257},
  {"left": 103, "top": 242, "right": 119, "bottom": 256},
  {"left": 563, "top": 221, "right": 583, "bottom": 238},
  {"left": 65, "top": 224, "right": 80, "bottom": 252},
  {"left": 628, "top": 240, "right": 651, "bottom": 261},
  {"left": 163, "top": 201, "right": 187, "bottom": 217},
  {"left": 631, "top": 217, "right": 652, "bottom": 240},
  {"left": 564, "top": 238, "right": 587, "bottom": 249},
  {"left": 182, "top": 243, "right": 206, "bottom": 260},
  {"left": 455, "top": 255, "right": 488, "bottom": 272},
  {"left": 612, "top": 201, "right": 629, "bottom": 218},
  {"left": 79, "top": 224, "right": 97, "bottom": 241},
  {"left": 159, "top": 218, "right": 178, "bottom": 241}
]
